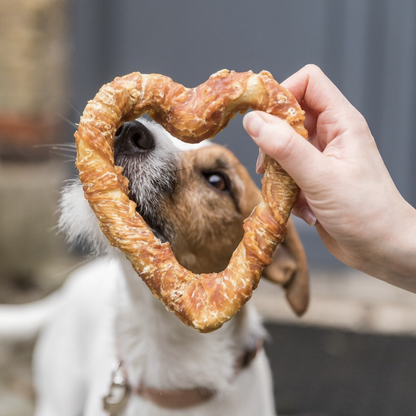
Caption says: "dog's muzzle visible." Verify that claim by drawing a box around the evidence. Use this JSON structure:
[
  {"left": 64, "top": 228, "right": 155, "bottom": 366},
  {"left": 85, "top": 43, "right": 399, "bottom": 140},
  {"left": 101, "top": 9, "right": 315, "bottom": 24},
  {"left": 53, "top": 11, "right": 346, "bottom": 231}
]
[{"left": 113, "top": 119, "right": 177, "bottom": 244}]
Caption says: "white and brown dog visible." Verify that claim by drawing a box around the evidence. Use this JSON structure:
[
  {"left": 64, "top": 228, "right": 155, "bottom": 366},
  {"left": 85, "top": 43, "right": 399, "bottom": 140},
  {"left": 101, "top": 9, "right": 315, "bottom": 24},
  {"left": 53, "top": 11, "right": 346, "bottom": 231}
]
[{"left": 6, "top": 119, "right": 309, "bottom": 416}]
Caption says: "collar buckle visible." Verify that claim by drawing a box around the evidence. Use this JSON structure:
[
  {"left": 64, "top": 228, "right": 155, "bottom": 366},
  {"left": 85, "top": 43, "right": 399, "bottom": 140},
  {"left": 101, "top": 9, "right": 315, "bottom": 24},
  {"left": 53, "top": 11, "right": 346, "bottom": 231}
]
[{"left": 103, "top": 361, "right": 130, "bottom": 416}]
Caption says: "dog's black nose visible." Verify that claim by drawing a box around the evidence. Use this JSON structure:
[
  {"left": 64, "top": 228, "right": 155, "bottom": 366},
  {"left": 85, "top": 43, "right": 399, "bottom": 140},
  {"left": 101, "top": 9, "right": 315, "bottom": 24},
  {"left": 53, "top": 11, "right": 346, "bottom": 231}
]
[{"left": 114, "top": 120, "right": 155, "bottom": 158}]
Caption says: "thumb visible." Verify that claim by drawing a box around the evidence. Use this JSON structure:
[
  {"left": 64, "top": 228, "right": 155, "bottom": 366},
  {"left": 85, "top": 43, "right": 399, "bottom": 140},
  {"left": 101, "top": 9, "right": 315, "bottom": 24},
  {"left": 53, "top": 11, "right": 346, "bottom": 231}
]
[{"left": 243, "top": 111, "right": 324, "bottom": 191}]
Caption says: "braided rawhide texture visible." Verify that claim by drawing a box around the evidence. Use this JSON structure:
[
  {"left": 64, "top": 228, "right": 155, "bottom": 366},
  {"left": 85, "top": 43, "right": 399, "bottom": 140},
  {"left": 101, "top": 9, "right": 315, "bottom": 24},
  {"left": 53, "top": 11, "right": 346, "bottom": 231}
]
[{"left": 75, "top": 70, "right": 308, "bottom": 332}]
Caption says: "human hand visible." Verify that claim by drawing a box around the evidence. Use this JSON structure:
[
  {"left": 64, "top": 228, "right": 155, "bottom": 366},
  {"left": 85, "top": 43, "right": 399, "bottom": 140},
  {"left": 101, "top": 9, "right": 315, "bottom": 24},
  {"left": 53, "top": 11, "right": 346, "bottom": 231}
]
[{"left": 243, "top": 65, "right": 416, "bottom": 290}]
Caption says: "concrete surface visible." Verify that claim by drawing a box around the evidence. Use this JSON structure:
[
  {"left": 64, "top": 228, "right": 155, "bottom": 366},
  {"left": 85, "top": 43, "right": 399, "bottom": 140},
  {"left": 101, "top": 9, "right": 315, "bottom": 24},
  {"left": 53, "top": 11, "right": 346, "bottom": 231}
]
[{"left": 253, "top": 268, "right": 416, "bottom": 336}]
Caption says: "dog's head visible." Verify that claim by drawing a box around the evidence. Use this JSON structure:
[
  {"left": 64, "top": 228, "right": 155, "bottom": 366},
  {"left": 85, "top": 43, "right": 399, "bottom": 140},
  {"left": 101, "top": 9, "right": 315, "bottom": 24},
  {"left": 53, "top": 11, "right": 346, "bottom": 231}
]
[{"left": 60, "top": 118, "right": 309, "bottom": 315}]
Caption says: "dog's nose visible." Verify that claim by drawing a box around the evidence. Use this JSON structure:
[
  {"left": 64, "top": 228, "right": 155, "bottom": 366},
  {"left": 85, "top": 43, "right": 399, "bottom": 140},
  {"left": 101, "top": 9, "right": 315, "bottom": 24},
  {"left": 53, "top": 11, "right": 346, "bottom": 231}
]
[{"left": 114, "top": 120, "right": 155, "bottom": 156}]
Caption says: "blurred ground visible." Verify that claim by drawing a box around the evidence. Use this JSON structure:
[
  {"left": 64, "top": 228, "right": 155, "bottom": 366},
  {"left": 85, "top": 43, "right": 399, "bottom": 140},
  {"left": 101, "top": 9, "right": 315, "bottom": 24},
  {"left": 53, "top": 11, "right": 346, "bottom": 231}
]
[
  {"left": 254, "top": 269, "right": 416, "bottom": 337},
  {"left": 265, "top": 322, "right": 416, "bottom": 416},
  {"left": 2, "top": 271, "right": 416, "bottom": 416},
  {"left": 1, "top": 161, "right": 416, "bottom": 416},
  {"left": 256, "top": 278, "right": 416, "bottom": 416}
]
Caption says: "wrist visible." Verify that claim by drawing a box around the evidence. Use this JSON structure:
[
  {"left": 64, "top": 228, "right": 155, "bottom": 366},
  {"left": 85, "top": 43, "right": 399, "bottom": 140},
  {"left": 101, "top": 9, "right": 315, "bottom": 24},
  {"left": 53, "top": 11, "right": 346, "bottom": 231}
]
[{"left": 359, "top": 199, "right": 416, "bottom": 292}]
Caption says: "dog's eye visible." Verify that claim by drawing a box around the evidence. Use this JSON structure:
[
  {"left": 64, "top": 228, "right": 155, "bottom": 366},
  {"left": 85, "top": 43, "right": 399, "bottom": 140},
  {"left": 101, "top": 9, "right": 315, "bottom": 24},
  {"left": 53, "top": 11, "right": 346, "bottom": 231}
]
[{"left": 203, "top": 172, "right": 230, "bottom": 192}]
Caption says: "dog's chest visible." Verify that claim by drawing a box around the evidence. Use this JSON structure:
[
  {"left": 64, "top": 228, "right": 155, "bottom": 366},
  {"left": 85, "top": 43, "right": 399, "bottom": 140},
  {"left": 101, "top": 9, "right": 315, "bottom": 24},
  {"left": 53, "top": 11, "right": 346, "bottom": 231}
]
[{"left": 114, "top": 261, "right": 246, "bottom": 393}]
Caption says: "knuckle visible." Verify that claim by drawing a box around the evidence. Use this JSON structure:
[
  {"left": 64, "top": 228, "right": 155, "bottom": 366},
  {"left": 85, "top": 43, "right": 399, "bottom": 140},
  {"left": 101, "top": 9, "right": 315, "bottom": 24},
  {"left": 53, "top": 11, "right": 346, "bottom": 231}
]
[
  {"left": 303, "top": 64, "right": 324, "bottom": 77},
  {"left": 348, "top": 110, "right": 371, "bottom": 136},
  {"left": 355, "top": 112, "right": 369, "bottom": 131}
]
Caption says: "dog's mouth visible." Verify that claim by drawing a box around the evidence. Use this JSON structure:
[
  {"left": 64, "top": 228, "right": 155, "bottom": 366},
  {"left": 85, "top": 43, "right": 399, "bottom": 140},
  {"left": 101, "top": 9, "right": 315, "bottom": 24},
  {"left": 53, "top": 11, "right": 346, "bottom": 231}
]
[
  {"left": 117, "top": 165, "right": 175, "bottom": 246},
  {"left": 139, "top": 212, "right": 169, "bottom": 244}
]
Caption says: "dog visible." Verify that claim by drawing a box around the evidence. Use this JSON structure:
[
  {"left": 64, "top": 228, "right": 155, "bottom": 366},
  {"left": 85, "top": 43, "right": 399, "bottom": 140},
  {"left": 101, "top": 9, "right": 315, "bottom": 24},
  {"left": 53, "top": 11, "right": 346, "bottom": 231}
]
[{"left": 6, "top": 118, "right": 309, "bottom": 415}]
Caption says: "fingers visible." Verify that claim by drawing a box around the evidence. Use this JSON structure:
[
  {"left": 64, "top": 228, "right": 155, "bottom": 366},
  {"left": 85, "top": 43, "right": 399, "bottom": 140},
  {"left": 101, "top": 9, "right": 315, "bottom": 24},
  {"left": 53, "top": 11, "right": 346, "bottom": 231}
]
[
  {"left": 281, "top": 64, "right": 352, "bottom": 116},
  {"left": 282, "top": 65, "right": 371, "bottom": 144},
  {"left": 291, "top": 191, "right": 317, "bottom": 227},
  {"left": 243, "top": 111, "right": 325, "bottom": 192},
  {"left": 256, "top": 148, "right": 266, "bottom": 174}
]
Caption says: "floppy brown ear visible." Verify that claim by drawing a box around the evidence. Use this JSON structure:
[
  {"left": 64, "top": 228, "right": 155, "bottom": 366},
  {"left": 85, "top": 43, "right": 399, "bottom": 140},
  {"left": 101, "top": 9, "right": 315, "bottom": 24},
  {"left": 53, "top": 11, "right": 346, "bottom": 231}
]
[
  {"left": 234, "top": 163, "right": 309, "bottom": 316},
  {"left": 262, "top": 217, "right": 309, "bottom": 316}
]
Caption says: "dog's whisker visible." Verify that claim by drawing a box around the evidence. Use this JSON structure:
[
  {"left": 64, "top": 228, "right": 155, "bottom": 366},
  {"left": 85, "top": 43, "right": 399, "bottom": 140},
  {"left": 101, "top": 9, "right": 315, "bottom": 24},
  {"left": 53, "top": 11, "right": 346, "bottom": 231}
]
[
  {"left": 51, "top": 148, "right": 76, "bottom": 154},
  {"left": 50, "top": 152, "right": 77, "bottom": 160},
  {"left": 54, "top": 144, "right": 76, "bottom": 149},
  {"left": 65, "top": 100, "right": 82, "bottom": 117},
  {"left": 33, "top": 144, "right": 69, "bottom": 148},
  {"left": 56, "top": 112, "right": 78, "bottom": 129},
  {"left": 33, "top": 143, "right": 77, "bottom": 160},
  {"left": 33, "top": 143, "right": 76, "bottom": 151},
  {"left": 62, "top": 178, "right": 79, "bottom": 185},
  {"left": 49, "top": 149, "right": 76, "bottom": 155}
]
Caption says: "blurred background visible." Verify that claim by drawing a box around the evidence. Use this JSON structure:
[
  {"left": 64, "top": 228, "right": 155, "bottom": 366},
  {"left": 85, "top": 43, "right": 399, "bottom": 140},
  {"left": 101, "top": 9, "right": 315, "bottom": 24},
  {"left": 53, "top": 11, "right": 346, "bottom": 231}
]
[{"left": 1, "top": 1, "right": 416, "bottom": 415}]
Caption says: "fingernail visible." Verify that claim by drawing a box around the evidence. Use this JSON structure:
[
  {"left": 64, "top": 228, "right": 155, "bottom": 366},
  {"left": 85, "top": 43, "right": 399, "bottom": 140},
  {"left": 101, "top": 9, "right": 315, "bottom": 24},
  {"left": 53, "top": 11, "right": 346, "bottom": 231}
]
[
  {"left": 256, "top": 148, "right": 266, "bottom": 174},
  {"left": 244, "top": 112, "right": 264, "bottom": 139},
  {"left": 300, "top": 207, "right": 317, "bottom": 227}
]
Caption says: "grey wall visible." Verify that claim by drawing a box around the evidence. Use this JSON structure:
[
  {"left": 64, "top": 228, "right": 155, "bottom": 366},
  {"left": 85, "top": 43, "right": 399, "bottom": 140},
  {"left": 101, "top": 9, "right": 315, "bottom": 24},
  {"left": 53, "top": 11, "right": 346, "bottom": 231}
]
[{"left": 68, "top": 0, "right": 416, "bottom": 267}]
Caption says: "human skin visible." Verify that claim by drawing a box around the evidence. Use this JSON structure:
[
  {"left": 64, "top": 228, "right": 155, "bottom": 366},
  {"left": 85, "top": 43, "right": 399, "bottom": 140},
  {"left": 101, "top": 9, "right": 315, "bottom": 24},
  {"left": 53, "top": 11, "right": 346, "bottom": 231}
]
[{"left": 243, "top": 64, "right": 416, "bottom": 293}]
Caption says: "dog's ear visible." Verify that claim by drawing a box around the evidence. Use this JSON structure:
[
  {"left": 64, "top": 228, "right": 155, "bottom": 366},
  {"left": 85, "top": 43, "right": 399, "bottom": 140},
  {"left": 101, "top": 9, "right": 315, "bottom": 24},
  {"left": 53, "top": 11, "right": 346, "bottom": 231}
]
[
  {"left": 236, "top": 168, "right": 309, "bottom": 316},
  {"left": 262, "top": 217, "right": 309, "bottom": 316},
  {"left": 61, "top": 155, "right": 309, "bottom": 313},
  {"left": 58, "top": 179, "right": 115, "bottom": 256}
]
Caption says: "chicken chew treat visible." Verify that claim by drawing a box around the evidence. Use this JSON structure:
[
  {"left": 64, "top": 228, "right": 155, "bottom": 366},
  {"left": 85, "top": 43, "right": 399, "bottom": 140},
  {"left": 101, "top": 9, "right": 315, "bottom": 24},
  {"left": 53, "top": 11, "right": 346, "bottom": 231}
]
[{"left": 75, "top": 70, "right": 308, "bottom": 333}]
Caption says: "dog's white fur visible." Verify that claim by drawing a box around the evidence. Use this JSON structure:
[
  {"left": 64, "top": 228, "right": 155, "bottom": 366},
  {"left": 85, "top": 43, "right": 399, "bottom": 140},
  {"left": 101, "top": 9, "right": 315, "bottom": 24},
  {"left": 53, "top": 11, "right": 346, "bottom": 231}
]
[{"left": 32, "top": 120, "right": 277, "bottom": 416}]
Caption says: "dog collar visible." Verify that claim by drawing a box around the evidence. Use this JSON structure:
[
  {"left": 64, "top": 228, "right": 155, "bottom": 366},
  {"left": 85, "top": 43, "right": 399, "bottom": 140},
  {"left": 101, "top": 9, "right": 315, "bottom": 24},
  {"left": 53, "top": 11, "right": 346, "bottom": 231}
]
[{"left": 103, "top": 338, "right": 263, "bottom": 413}]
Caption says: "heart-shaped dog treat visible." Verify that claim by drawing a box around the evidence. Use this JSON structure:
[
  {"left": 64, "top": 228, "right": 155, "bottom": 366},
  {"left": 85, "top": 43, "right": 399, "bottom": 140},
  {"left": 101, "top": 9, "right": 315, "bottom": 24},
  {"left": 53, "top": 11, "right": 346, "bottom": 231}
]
[{"left": 75, "top": 70, "right": 307, "bottom": 332}]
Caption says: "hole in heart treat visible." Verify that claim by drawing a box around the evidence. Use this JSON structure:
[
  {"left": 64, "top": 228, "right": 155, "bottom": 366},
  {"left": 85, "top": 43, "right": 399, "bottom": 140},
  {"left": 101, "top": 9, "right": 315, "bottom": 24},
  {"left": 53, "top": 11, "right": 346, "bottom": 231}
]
[{"left": 74, "top": 69, "right": 308, "bottom": 332}]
